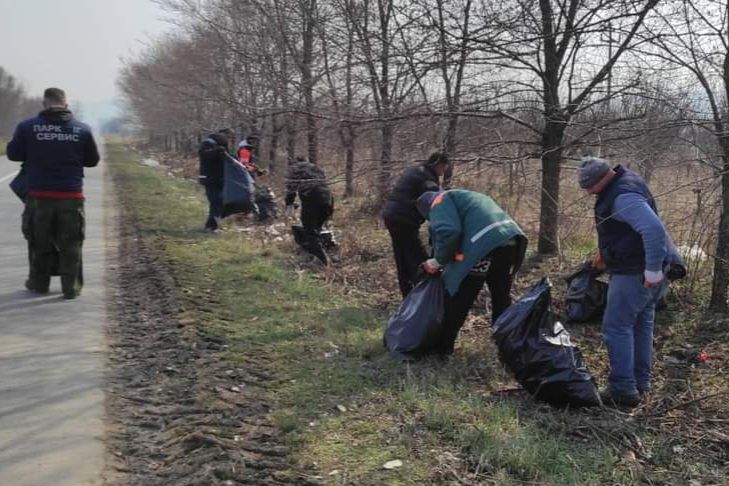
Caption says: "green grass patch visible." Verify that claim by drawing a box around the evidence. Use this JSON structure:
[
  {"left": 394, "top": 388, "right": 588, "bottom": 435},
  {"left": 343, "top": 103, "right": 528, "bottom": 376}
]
[{"left": 107, "top": 141, "right": 654, "bottom": 484}]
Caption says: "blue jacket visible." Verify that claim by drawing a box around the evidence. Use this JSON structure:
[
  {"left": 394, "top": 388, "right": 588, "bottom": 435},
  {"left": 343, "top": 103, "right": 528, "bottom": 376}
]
[
  {"left": 428, "top": 190, "right": 527, "bottom": 295},
  {"left": 595, "top": 165, "right": 665, "bottom": 274},
  {"left": 6, "top": 108, "right": 99, "bottom": 193}
]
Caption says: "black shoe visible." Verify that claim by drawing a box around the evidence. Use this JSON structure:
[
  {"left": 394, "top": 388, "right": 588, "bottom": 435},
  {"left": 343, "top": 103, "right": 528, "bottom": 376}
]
[
  {"left": 599, "top": 387, "right": 641, "bottom": 409},
  {"left": 25, "top": 279, "right": 49, "bottom": 294},
  {"left": 61, "top": 275, "right": 82, "bottom": 299}
]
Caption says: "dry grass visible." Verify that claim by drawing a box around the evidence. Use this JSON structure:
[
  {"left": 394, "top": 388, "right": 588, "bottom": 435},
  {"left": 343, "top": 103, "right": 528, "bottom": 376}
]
[{"left": 134, "top": 145, "right": 728, "bottom": 483}]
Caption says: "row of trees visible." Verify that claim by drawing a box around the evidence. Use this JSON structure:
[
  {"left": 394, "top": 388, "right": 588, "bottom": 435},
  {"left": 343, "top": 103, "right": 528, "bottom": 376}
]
[
  {"left": 119, "top": 0, "right": 729, "bottom": 311},
  {"left": 0, "top": 66, "right": 40, "bottom": 140}
]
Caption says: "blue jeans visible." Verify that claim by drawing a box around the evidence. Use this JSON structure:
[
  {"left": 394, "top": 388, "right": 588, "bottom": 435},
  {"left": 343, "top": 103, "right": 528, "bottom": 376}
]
[
  {"left": 603, "top": 274, "right": 668, "bottom": 396},
  {"left": 204, "top": 181, "right": 223, "bottom": 229}
]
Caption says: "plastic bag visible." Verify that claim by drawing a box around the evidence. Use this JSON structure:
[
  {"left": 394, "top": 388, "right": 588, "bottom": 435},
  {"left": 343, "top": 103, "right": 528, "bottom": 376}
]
[
  {"left": 564, "top": 263, "right": 607, "bottom": 322},
  {"left": 384, "top": 275, "right": 445, "bottom": 355},
  {"left": 222, "top": 159, "right": 256, "bottom": 217},
  {"left": 492, "top": 278, "right": 601, "bottom": 407},
  {"left": 9, "top": 169, "right": 28, "bottom": 201}
]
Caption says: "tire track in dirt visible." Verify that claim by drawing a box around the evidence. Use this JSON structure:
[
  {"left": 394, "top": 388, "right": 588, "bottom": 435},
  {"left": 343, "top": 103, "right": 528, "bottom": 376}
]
[{"left": 105, "top": 172, "right": 312, "bottom": 485}]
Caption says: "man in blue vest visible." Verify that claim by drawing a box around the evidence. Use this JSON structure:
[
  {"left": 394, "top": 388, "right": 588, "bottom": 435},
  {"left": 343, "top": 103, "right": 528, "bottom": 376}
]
[
  {"left": 578, "top": 157, "right": 669, "bottom": 408},
  {"left": 6, "top": 87, "right": 100, "bottom": 299}
]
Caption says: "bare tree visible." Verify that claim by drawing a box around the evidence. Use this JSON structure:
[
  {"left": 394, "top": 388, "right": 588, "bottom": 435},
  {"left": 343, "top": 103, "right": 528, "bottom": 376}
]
[
  {"left": 644, "top": 0, "right": 729, "bottom": 310},
  {"left": 472, "top": 0, "right": 659, "bottom": 254}
]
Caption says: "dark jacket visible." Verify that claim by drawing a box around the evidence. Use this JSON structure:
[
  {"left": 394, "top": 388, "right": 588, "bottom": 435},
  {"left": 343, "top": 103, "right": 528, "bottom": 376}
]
[
  {"left": 382, "top": 165, "right": 440, "bottom": 228},
  {"left": 6, "top": 108, "right": 99, "bottom": 193},
  {"left": 198, "top": 133, "right": 229, "bottom": 184},
  {"left": 595, "top": 165, "right": 658, "bottom": 274},
  {"left": 285, "top": 160, "right": 332, "bottom": 207}
]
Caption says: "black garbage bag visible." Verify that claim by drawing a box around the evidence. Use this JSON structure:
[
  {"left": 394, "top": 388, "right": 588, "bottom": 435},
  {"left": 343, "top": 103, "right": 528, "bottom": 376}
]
[
  {"left": 492, "top": 278, "right": 601, "bottom": 407},
  {"left": 222, "top": 159, "right": 256, "bottom": 217},
  {"left": 384, "top": 275, "right": 445, "bottom": 355},
  {"left": 564, "top": 262, "right": 608, "bottom": 322},
  {"left": 291, "top": 224, "right": 333, "bottom": 264}
]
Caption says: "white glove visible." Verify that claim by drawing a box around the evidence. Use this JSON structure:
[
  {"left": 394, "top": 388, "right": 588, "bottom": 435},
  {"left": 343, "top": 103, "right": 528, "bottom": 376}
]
[
  {"left": 644, "top": 269, "right": 664, "bottom": 288},
  {"left": 284, "top": 206, "right": 295, "bottom": 218},
  {"left": 422, "top": 258, "right": 442, "bottom": 274}
]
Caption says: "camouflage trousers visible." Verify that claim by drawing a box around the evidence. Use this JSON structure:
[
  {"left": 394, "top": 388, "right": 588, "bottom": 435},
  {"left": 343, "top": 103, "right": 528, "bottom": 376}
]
[{"left": 22, "top": 197, "right": 85, "bottom": 297}]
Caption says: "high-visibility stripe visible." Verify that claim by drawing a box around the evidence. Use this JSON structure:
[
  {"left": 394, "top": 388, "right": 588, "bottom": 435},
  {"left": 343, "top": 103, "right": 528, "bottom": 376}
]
[{"left": 470, "top": 219, "right": 513, "bottom": 243}]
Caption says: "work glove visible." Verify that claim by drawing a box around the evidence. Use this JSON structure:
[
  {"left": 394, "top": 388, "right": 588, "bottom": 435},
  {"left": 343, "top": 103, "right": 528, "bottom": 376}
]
[
  {"left": 644, "top": 269, "right": 664, "bottom": 288},
  {"left": 284, "top": 205, "right": 295, "bottom": 218},
  {"left": 422, "top": 258, "right": 442, "bottom": 275}
]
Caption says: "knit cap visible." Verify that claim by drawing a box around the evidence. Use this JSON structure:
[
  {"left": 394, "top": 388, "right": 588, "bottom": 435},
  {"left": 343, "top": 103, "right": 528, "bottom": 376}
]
[{"left": 578, "top": 157, "right": 611, "bottom": 189}]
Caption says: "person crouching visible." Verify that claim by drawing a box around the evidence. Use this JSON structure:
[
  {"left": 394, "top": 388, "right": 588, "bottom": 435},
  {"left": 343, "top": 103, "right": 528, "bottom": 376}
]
[{"left": 416, "top": 190, "right": 527, "bottom": 356}]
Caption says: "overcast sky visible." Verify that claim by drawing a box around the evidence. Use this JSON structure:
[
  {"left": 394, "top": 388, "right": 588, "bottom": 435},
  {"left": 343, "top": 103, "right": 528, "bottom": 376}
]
[{"left": 0, "top": 0, "right": 169, "bottom": 108}]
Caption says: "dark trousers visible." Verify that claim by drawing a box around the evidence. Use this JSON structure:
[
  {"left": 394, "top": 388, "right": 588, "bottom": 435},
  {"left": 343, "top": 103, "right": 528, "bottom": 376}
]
[
  {"left": 204, "top": 181, "right": 224, "bottom": 229},
  {"left": 22, "top": 197, "right": 85, "bottom": 296},
  {"left": 300, "top": 194, "right": 334, "bottom": 264},
  {"left": 385, "top": 221, "right": 428, "bottom": 298},
  {"left": 436, "top": 244, "right": 517, "bottom": 355}
]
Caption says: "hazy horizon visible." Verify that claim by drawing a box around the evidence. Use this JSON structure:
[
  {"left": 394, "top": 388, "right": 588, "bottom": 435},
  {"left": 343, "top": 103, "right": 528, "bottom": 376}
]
[{"left": 0, "top": 0, "right": 170, "bottom": 124}]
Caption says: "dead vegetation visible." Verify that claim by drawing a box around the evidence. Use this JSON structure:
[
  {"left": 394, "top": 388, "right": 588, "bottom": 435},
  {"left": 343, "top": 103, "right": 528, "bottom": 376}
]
[{"left": 111, "top": 145, "right": 728, "bottom": 483}]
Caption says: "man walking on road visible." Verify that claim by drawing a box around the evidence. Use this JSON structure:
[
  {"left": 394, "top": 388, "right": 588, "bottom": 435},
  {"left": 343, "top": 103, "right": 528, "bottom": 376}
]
[{"left": 5, "top": 87, "right": 100, "bottom": 299}]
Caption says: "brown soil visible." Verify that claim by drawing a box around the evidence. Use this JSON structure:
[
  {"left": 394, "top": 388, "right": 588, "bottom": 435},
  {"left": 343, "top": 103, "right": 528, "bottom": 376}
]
[{"left": 104, "top": 172, "right": 312, "bottom": 485}]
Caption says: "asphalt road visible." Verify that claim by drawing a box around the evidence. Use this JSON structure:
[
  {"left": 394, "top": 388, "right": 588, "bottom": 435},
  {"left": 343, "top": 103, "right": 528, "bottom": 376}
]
[{"left": 0, "top": 155, "right": 107, "bottom": 485}]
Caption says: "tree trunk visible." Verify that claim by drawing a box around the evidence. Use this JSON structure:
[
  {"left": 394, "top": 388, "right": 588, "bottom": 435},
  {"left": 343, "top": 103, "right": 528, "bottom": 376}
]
[
  {"left": 442, "top": 115, "right": 458, "bottom": 188},
  {"left": 710, "top": 153, "right": 729, "bottom": 311},
  {"left": 537, "top": 121, "right": 565, "bottom": 255},
  {"left": 378, "top": 120, "right": 394, "bottom": 197},
  {"left": 343, "top": 123, "right": 356, "bottom": 197},
  {"left": 268, "top": 113, "right": 281, "bottom": 174},
  {"left": 286, "top": 115, "right": 296, "bottom": 163}
]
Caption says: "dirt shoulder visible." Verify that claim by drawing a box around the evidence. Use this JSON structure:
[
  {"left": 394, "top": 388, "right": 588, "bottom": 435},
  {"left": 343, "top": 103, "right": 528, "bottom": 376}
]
[{"left": 104, "top": 146, "right": 303, "bottom": 485}]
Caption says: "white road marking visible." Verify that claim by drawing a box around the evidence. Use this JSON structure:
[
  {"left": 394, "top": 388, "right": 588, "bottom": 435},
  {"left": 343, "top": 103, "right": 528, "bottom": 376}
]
[{"left": 0, "top": 170, "right": 19, "bottom": 184}]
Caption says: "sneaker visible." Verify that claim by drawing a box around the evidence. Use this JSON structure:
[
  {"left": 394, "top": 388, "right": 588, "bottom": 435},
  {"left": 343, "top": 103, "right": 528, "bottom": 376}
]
[{"left": 599, "top": 387, "right": 641, "bottom": 409}]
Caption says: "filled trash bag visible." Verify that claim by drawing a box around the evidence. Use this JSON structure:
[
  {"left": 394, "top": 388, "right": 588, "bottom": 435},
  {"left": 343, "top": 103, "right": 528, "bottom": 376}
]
[
  {"left": 222, "top": 159, "right": 256, "bottom": 217},
  {"left": 384, "top": 275, "right": 445, "bottom": 355},
  {"left": 492, "top": 278, "right": 601, "bottom": 407},
  {"left": 564, "top": 262, "right": 607, "bottom": 322},
  {"left": 291, "top": 224, "right": 336, "bottom": 264}
]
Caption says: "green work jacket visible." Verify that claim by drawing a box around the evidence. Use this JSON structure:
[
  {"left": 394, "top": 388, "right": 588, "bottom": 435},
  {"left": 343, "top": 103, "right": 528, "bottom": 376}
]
[{"left": 428, "top": 190, "right": 527, "bottom": 295}]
